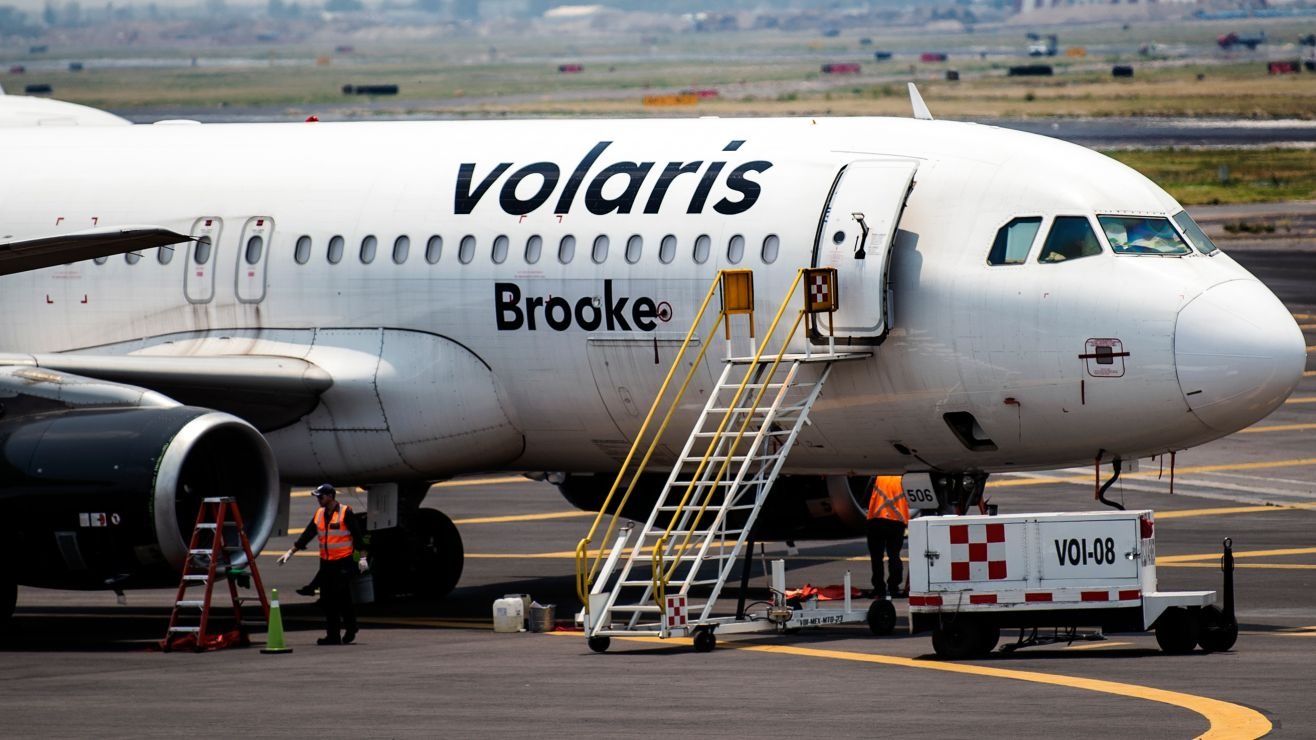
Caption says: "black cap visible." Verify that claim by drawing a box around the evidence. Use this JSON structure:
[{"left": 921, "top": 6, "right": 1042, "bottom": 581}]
[{"left": 312, "top": 483, "right": 336, "bottom": 498}]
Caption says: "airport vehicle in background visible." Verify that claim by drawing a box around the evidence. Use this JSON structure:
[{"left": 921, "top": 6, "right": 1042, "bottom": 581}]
[
  {"left": 0, "top": 90, "right": 1305, "bottom": 621},
  {"left": 1026, "top": 33, "right": 1058, "bottom": 57},
  {"left": 908, "top": 510, "right": 1237, "bottom": 659},
  {"left": 1217, "top": 31, "right": 1266, "bottom": 50}
]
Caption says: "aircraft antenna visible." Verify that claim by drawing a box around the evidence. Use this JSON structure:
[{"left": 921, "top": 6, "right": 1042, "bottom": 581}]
[{"left": 908, "top": 82, "right": 933, "bottom": 121}]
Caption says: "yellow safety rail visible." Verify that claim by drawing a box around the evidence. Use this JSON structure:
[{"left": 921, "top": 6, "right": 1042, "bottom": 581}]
[
  {"left": 575, "top": 272, "right": 739, "bottom": 609},
  {"left": 651, "top": 269, "right": 808, "bottom": 606}
]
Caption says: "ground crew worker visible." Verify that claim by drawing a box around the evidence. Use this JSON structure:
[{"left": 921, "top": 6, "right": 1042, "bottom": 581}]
[
  {"left": 866, "top": 475, "right": 909, "bottom": 599},
  {"left": 278, "top": 484, "right": 368, "bottom": 645}
]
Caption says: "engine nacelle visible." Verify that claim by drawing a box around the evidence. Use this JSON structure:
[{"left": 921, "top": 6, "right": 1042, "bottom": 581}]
[
  {"left": 1, "top": 407, "right": 278, "bottom": 589},
  {"left": 556, "top": 473, "right": 872, "bottom": 541}
]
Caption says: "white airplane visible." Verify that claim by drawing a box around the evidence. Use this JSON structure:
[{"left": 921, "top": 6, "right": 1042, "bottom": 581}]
[{"left": 0, "top": 98, "right": 1305, "bottom": 617}]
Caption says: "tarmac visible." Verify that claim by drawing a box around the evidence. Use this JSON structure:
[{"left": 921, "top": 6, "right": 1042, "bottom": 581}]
[{"left": 2, "top": 227, "right": 1313, "bottom": 739}]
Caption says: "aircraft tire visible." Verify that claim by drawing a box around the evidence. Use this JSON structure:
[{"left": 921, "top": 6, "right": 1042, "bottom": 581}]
[
  {"left": 587, "top": 635, "right": 610, "bottom": 653},
  {"left": 370, "top": 508, "right": 464, "bottom": 601},
  {"left": 692, "top": 627, "right": 716, "bottom": 653},
  {"left": 0, "top": 572, "right": 14, "bottom": 626}
]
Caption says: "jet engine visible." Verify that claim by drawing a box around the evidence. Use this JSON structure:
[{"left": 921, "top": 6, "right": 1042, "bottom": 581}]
[
  {"left": 1, "top": 406, "right": 279, "bottom": 590},
  {"left": 555, "top": 473, "right": 872, "bottom": 542}
]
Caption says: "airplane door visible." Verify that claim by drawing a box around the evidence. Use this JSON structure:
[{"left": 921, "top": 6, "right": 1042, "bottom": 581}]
[
  {"left": 185, "top": 217, "right": 222, "bottom": 304},
  {"left": 811, "top": 160, "right": 917, "bottom": 342},
  {"left": 236, "top": 217, "right": 274, "bottom": 303}
]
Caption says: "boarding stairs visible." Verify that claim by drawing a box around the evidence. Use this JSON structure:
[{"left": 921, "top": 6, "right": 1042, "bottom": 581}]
[
  {"left": 575, "top": 269, "right": 871, "bottom": 652},
  {"left": 161, "top": 497, "right": 270, "bottom": 652}
]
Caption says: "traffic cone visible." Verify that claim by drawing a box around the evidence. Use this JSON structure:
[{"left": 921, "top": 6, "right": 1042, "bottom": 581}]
[{"left": 260, "top": 588, "right": 293, "bottom": 654}]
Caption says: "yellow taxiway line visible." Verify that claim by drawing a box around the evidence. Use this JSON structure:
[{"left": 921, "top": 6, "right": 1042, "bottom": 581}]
[
  {"left": 1285, "top": 396, "right": 1316, "bottom": 404},
  {"left": 1238, "top": 422, "right": 1316, "bottom": 433},
  {"left": 988, "top": 457, "right": 1316, "bottom": 489},
  {"left": 291, "top": 476, "right": 535, "bottom": 498},
  {"left": 562, "top": 634, "right": 1269, "bottom": 740}
]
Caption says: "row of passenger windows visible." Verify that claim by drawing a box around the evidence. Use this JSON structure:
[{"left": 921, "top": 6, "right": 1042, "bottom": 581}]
[
  {"left": 987, "top": 211, "right": 1218, "bottom": 266},
  {"left": 95, "top": 232, "right": 784, "bottom": 267}
]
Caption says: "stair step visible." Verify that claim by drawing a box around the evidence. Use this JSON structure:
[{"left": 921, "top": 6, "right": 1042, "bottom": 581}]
[
  {"left": 176, "top": 600, "right": 207, "bottom": 608},
  {"left": 168, "top": 626, "right": 201, "bottom": 633}
]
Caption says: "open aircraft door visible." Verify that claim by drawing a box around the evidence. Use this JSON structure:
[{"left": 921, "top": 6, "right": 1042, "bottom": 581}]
[
  {"left": 811, "top": 160, "right": 916, "bottom": 344},
  {"left": 185, "top": 217, "right": 222, "bottom": 304}
]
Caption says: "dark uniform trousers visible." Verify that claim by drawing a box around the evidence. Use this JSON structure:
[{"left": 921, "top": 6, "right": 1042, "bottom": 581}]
[
  {"left": 866, "top": 517, "right": 905, "bottom": 598},
  {"left": 318, "top": 557, "right": 358, "bottom": 637}
]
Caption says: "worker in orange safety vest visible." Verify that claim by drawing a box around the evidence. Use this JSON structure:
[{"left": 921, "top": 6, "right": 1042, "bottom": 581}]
[
  {"left": 866, "top": 475, "right": 910, "bottom": 599},
  {"left": 278, "top": 484, "right": 368, "bottom": 645}
]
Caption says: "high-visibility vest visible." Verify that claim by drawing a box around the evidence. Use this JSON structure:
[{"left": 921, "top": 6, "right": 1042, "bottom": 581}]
[
  {"left": 314, "top": 505, "right": 355, "bottom": 561},
  {"left": 866, "top": 476, "right": 909, "bottom": 524}
]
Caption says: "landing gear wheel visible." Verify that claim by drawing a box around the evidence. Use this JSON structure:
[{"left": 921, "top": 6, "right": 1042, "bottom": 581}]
[
  {"left": 867, "top": 600, "right": 897, "bottom": 636},
  {"left": 1155, "top": 606, "right": 1200, "bottom": 655},
  {"left": 692, "top": 627, "right": 716, "bottom": 653},
  {"left": 587, "top": 635, "right": 611, "bottom": 654},
  {"left": 371, "top": 508, "right": 464, "bottom": 601},
  {"left": 931, "top": 618, "right": 990, "bottom": 660},
  {"left": 0, "top": 574, "right": 15, "bottom": 627},
  {"left": 1197, "top": 605, "right": 1238, "bottom": 653}
]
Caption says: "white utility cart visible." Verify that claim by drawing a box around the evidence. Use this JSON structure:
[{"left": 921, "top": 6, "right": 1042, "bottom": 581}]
[{"left": 907, "top": 509, "right": 1238, "bottom": 659}]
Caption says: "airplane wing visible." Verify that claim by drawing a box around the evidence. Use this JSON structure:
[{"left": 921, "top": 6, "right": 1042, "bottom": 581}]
[
  {"left": 0, "top": 352, "right": 333, "bottom": 431},
  {"left": 0, "top": 226, "right": 191, "bottom": 276}
]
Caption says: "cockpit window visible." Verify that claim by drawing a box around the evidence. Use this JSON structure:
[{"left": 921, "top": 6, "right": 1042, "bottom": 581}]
[
  {"left": 1172, "top": 211, "right": 1219, "bottom": 255},
  {"left": 1038, "top": 216, "right": 1103, "bottom": 263},
  {"left": 987, "top": 217, "right": 1042, "bottom": 265},
  {"left": 1098, "top": 215, "right": 1191, "bottom": 256}
]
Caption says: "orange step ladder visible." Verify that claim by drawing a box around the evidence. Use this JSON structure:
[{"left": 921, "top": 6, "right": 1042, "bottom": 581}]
[{"left": 161, "top": 497, "right": 271, "bottom": 652}]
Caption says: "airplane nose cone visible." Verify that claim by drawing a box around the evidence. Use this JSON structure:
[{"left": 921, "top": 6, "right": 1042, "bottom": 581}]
[{"left": 1175, "top": 280, "right": 1306, "bottom": 433}]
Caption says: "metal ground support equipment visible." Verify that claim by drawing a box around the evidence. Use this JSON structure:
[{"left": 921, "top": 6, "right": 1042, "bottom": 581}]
[
  {"left": 161, "top": 497, "right": 271, "bottom": 652},
  {"left": 575, "top": 269, "right": 871, "bottom": 653}
]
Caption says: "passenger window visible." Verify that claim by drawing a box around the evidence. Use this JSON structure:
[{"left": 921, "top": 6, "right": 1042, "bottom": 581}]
[
  {"left": 194, "top": 236, "right": 212, "bottom": 265},
  {"left": 1172, "top": 211, "right": 1218, "bottom": 255},
  {"left": 1038, "top": 216, "right": 1102, "bottom": 263},
  {"left": 659, "top": 234, "right": 677, "bottom": 264},
  {"left": 360, "top": 235, "right": 377, "bottom": 264},
  {"left": 425, "top": 235, "right": 442, "bottom": 264},
  {"left": 125, "top": 251, "right": 141, "bottom": 265},
  {"left": 459, "top": 235, "right": 476, "bottom": 264},
  {"left": 393, "top": 235, "right": 410, "bottom": 264},
  {"left": 245, "top": 235, "right": 264, "bottom": 265},
  {"left": 727, "top": 234, "right": 745, "bottom": 264},
  {"left": 592, "top": 235, "right": 609, "bottom": 264},
  {"left": 1099, "top": 215, "right": 1191, "bottom": 256},
  {"left": 762, "top": 234, "right": 780, "bottom": 264},
  {"left": 294, "top": 236, "right": 312, "bottom": 265},
  {"left": 492, "top": 235, "right": 509, "bottom": 264},
  {"left": 158, "top": 245, "right": 175, "bottom": 265},
  {"left": 693, "top": 234, "right": 711, "bottom": 264},
  {"left": 525, "top": 235, "right": 542, "bottom": 264},
  {"left": 987, "top": 217, "right": 1042, "bottom": 265},
  {"left": 559, "top": 235, "right": 576, "bottom": 264},
  {"left": 625, "top": 234, "right": 642, "bottom": 264},
  {"left": 327, "top": 235, "right": 344, "bottom": 264}
]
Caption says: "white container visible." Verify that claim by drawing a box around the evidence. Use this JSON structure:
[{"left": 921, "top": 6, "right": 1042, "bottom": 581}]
[{"left": 492, "top": 596, "right": 525, "bottom": 633}]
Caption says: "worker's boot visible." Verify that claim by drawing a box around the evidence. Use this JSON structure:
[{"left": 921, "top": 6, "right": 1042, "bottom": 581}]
[{"left": 317, "top": 633, "right": 342, "bottom": 646}]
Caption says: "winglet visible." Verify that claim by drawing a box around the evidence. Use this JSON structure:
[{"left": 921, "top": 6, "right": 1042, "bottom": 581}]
[{"left": 908, "top": 82, "right": 933, "bottom": 121}]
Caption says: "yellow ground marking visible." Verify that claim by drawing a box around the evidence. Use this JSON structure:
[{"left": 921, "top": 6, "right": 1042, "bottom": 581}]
[
  {"left": 569, "top": 635, "right": 1268, "bottom": 739},
  {"left": 1285, "top": 396, "right": 1316, "bottom": 404},
  {"left": 1163, "top": 562, "right": 1316, "bottom": 570},
  {"left": 1298, "top": 323, "right": 1316, "bottom": 330},
  {"left": 1305, "top": 371, "right": 1316, "bottom": 378},
  {"left": 988, "top": 457, "right": 1316, "bottom": 489},
  {"left": 358, "top": 617, "right": 493, "bottom": 630},
  {"left": 1159, "top": 546, "right": 1316, "bottom": 563},
  {"left": 1155, "top": 502, "right": 1316, "bottom": 519},
  {"left": 1294, "top": 313, "right": 1313, "bottom": 321},
  {"left": 1238, "top": 422, "right": 1316, "bottom": 433},
  {"left": 1064, "top": 641, "right": 1134, "bottom": 650},
  {"left": 453, "top": 511, "right": 591, "bottom": 525}
]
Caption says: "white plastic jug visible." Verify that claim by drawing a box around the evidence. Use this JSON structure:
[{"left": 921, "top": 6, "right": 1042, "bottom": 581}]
[{"left": 492, "top": 596, "right": 525, "bottom": 633}]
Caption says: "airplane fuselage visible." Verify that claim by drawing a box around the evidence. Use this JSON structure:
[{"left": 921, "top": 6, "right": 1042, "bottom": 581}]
[{"left": 0, "top": 117, "right": 1304, "bottom": 484}]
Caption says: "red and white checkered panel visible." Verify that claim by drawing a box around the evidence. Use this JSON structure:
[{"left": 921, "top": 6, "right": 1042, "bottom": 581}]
[
  {"left": 949, "top": 523, "right": 1008, "bottom": 581},
  {"left": 809, "top": 274, "right": 830, "bottom": 306},
  {"left": 664, "top": 595, "right": 688, "bottom": 629}
]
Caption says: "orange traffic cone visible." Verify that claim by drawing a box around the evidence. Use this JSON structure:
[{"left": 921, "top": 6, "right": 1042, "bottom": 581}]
[{"left": 261, "top": 588, "right": 293, "bottom": 654}]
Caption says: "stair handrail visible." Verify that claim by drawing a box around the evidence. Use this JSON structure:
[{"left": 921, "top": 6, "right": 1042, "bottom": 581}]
[
  {"left": 575, "top": 271, "right": 732, "bottom": 608},
  {"left": 651, "top": 269, "right": 808, "bottom": 605}
]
